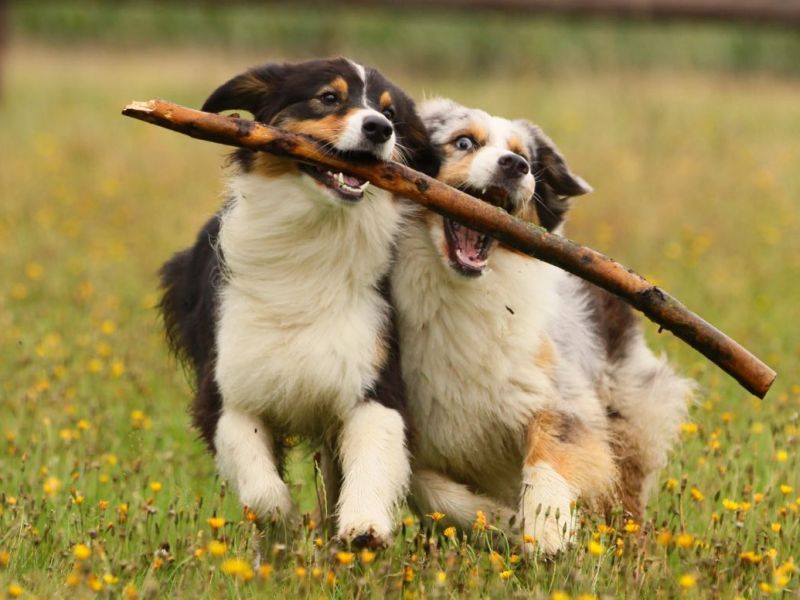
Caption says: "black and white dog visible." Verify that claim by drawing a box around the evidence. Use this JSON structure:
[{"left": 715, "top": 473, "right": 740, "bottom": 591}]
[
  {"left": 159, "top": 58, "right": 438, "bottom": 547},
  {"left": 392, "top": 98, "right": 692, "bottom": 553}
]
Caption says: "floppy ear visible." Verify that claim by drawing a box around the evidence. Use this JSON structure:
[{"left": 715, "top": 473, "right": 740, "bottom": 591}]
[
  {"left": 201, "top": 64, "right": 288, "bottom": 117},
  {"left": 524, "top": 122, "right": 593, "bottom": 198}
]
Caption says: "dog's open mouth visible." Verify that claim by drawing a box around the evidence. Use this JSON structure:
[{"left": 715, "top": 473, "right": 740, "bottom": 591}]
[
  {"left": 443, "top": 217, "right": 494, "bottom": 277},
  {"left": 442, "top": 186, "right": 509, "bottom": 277},
  {"left": 299, "top": 163, "right": 370, "bottom": 202}
]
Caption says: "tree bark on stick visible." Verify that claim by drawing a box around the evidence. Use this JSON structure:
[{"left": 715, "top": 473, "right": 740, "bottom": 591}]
[{"left": 122, "top": 98, "right": 777, "bottom": 398}]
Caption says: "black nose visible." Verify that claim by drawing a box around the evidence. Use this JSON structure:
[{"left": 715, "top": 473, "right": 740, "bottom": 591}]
[
  {"left": 362, "top": 115, "right": 393, "bottom": 144},
  {"left": 498, "top": 153, "right": 530, "bottom": 178}
]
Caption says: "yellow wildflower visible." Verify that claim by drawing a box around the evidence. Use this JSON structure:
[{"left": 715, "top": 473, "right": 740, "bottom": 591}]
[
  {"left": 740, "top": 551, "right": 762, "bottom": 564},
  {"left": 776, "top": 450, "right": 788, "bottom": 462},
  {"left": 207, "top": 541, "right": 226, "bottom": 557},
  {"left": 771, "top": 522, "right": 781, "bottom": 533},
  {"left": 690, "top": 487, "right": 705, "bottom": 502},
  {"left": 473, "top": 510, "right": 487, "bottom": 530},
  {"left": 427, "top": 511, "right": 446, "bottom": 521},
  {"left": 500, "top": 570, "right": 513, "bottom": 580},
  {"left": 588, "top": 540, "right": 605, "bottom": 556},
  {"left": 435, "top": 571, "right": 447, "bottom": 584},
  {"left": 258, "top": 564, "right": 273, "bottom": 580},
  {"left": 8, "top": 583, "right": 24, "bottom": 598},
  {"left": 624, "top": 519, "right": 640, "bottom": 533},
  {"left": 676, "top": 533, "right": 694, "bottom": 549},
  {"left": 678, "top": 574, "right": 696, "bottom": 589},
  {"left": 680, "top": 422, "right": 698, "bottom": 434},
  {"left": 207, "top": 517, "right": 225, "bottom": 530},
  {"left": 551, "top": 591, "right": 571, "bottom": 600},
  {"left": 149, "top": 481, "right": 162, "bottom": 493},
  {"left": 295, "top": 566, "right": 307, "bottom": 578},
  {"left": 360, "top": 550, "right": 375, "bottom": 564},
  {"left": 656, "top": 530, "right": 672, "bottom": 546},
  {"left": 221, "top": 558, "right": 254, "bottom": 581},
  {"left": 336, "top": 551, "right": 354, "bottom": 566},
  {"left": 780, "top": 485, "right": 793, "bottom": 495},
  {"left": 73, "top": 543, "right": 92, "bottom": 560}
]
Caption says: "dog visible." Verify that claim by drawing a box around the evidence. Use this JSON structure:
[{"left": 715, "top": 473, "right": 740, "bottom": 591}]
[
  {"left": 391, "top": 98, "right": 692, "bottom": 553},
  {"left": 158, "top": 58, "right": 438, "bottom": 547}
]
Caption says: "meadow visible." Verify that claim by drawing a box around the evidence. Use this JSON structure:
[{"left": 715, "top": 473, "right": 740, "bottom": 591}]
[{"left": 1, "top": 31, "right": 799, "bottom": 599}]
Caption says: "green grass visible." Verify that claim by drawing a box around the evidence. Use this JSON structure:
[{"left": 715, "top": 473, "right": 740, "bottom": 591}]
[{"left": 1, "top": 41, "right": 799, "bottom": 598}]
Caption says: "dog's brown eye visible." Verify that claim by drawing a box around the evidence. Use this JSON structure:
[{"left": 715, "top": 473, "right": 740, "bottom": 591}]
[
  {"left": 454, "top": 136, "right": 475, "bottom": 151},
  {"left": 382, "top": 107, "right": 395, "bottom": 120},
  {"left": 319, "top": 92, "right": 339, "bottom": 105}
]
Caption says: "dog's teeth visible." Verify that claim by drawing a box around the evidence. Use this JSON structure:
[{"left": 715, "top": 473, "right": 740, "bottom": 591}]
[
  {"left": 359, "top": 181, "right": 370, "bottom": 192},
  {"left": 337, "top": 173, "right": 345, "bottom": 185},
  {"left": 481, "top": 188, "right": 487, "bottom": 195}
]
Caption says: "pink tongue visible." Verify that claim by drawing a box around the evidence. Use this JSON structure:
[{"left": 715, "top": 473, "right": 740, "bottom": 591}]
[
  {"left": 454, "top": 226, "right": 485, "bottom": 263},
  {"left": 343, "top": 173, "right": 365, "bottom": 187}
]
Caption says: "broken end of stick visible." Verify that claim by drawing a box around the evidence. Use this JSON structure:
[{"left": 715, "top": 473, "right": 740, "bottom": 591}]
[{"left": 122, "top": 99, "right": 156, "bottom": 116}]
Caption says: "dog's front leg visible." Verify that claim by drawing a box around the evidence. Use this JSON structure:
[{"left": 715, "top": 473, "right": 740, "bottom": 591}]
[
  {"left": 214, "top": 407, "right": 297, "bottom": 523},
  {"left": 520, "top": 410, "right": 616, "bottom": 555},
  {"left": 336, "top": 400, "right": 410, "bottom": 548}
]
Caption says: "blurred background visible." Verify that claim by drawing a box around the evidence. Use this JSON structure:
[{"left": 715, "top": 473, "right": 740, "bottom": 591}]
[{"left": 1, "top": 1, "right": 799, "bottom": 596}]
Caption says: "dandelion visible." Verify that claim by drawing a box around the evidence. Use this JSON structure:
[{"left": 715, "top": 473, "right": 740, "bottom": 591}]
[
  {"left": 311, "top": 566, "right": 322, "bottom": 578},
  {"left": 780, "top": 484, "right": 793, "bottom": 495},
  {"left": 86, "top": 358, "right": 104, "bottom": 374},
  {"left": 624, "top": 519, "right": 640, "bottom": 533},
  {"left": 295, "top": 566, "right": 307, "bottom": 578},
  {"left": 0, "top": 550, "right": 9, "bottom": 566},
  {"left": 258, "top": 564, "right": 273, "bottom": 581},
  {"left": 325, "top": 570, "right": 336, "bottom": 586},
  {"left": 754, "top": 492, "right": 765, "bottom": 503},
  {"left": 771, "top": 522, "right": 781, "bottom": 533},
  {"left": 65, "top": 572, "right": 81, "bottom": 587},
  {"left": 360, "top": 550, "right": 375, "bottom": 565},
  {"left": 665, "top": 478, "right": 678, "bottom": 492},
  {"left": 443, "top": 526, "right": 456, "bottom": 539},
  {"left": 759, "top": 582, "right": 773, "bottom": 593},
  {"left": 110, "top": 360, "right": 125, "bottom": 378},
  {"left": 8, "top": 583, "right": 24, "bottom": 598},
  {"left": 766, "top": 548, "right": 778, "bottom": 560},
  {"left": 404, "top": 566, "right": 415, "bottom": 582},
  {"left": 207, "top": 517, "right": 225, "bottom": 530},
  {"left": 43, "top": 476, "right": 62, "bottom": 497},
  {"left": 657, "top": 530, "right": 673, "bottom": 546},
  {"left": 680, "top": 422, "right": 698, "bottom": 434},
  {"left": 551, "top": 591, "right": 571, "bottom": 600},
  {"left": 500, "top": 570, "right": 513, "bottom": 580},
  {"left": 678, "top": 574, "right": 696, "bottom": 589},
  {"left": 473, "top": 510, "right": 487, "bottom": 530},
  {"left": 73, "top": 544, "right": 91, "bottom": 560},
  {"left": 221, "top": 558, "right": 254, "bottom": 581},
  {"left": 336, "top": 551, "right": 354, "bottom": 566},
  {"left": 741, "top": 551, "right": 763, "bottom": 563},
  {"left": 402, "top": 515, "right": 415, "bottom": 527},
  {"left": 98, "top": 500, "right": 109, "bottom": 510},
  {"left": 207, "top": 541, "right": 226, "bottom": 557},
  {"left": 149, "top": 481, "right": 162, "bottom": 493},
  {"left": 776, "top": 450, "right": 788, "bottom": 462},
  {"left": 87, "top": 576, "right": 103, "bottom": 592},
  {"left": 436, "top": 571, "right": 447, "bottom": 584},
  {"left": 123, "top": 584, "right": 138, "bottom": 599},
  {"left": 690, "top": 487, "right": 705, "bottom": 502},
  {"left": 721, "top": 411, "right": 734, "bottom": 423},
  {"left": 25, "top": 261, "right": 43, "bottom": 280},
  {"left": 676, "top": 533, "right": 694, "bottom": 549},
  {"left": 588, "top": 540, "right": 605, "bottom": 555},
  {"left": 722, "top": 498, "right": 740, "bottom": 511}
]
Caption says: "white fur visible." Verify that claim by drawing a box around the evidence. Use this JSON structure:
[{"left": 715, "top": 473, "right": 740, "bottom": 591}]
[
  {"left": 215, "top": 173, "right": 400, "bottom": 433},
  {"left": 411, "top": 469, "right": 517, "bottom": 530},
  {"left": 214, "top": 407, "right": 296, "bottom": 520},
  {"left": 520, "top": 462, "right": 577, "bottom": 554},
  {"left": 336, "top": 402, "right": 411, "bottom": 542},
  {"left": 212, "top": 171, "right": 407, "bottom": 529}
]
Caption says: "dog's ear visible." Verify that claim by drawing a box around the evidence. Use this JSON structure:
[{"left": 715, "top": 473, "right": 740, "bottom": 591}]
[
  {"left": 386, "top": 91, "right": 441, "bottom": 177},
  {"left": 202, "top": 64, "right": 288, "bottom": 118},
  {"left": 523, "top": 122, "right": 592, "bottom": 198}
]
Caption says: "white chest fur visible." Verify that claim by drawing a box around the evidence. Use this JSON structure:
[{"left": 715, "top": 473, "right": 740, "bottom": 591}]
[
  {"left": 392, "top": 220, "right": 567, "bottom": 502},
  {"left": 214, "top": 173, "right": 401, "bottom": 435}
]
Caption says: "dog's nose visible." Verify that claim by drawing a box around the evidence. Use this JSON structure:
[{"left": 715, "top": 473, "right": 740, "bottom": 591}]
[
  {"left": 498, "top": 153, "right": 530, "bottom": 178},
  {"left": 362, "top": 115, "right": 394, "bottom": 144}
]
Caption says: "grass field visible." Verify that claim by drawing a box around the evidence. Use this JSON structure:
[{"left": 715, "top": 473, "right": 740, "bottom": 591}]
[{"left": 1, "top": 40, "right": 799, "bottom": 598}]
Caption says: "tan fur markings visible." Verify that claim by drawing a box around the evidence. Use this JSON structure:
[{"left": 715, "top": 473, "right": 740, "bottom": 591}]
[
  {"left": 534, "top": 337, "right": 555, "bottom": 372},
  {"left": 253, "top": 153, "right": 299, "bottom": 178},
  {"left": 438, "top": 154, "right": 473, "bottom": 188},
  {"left": 507, "top": 135, "right": 528, "bottom": 160},
  {"left": 280, "top": 112, "right": 357, "bottom": 145},
  {"left": 328, "top": 77, "right": 349, "bottom": 99},
  {"left": 608, "top": 417, "right": 647, "bottom": 519},
  {"left": 525, "top": 410, "right": 617, "bottom": 506},
  {"left": 379, "top": 91, "right": 393, "bottom": 110}
]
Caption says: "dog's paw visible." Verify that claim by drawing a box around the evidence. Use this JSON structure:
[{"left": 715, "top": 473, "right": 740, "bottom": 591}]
[
  {"left": 238, "top": 475, "right": 297, "bottom": 524},
  {"left": 520, "top": 463, "right": 577, "bottom": 556},
  {"left": 338, "top": 521, "right": 392, "bottom": 549}
]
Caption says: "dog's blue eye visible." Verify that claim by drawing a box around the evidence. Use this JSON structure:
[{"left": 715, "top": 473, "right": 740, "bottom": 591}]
[
  {"left": 454, "top": 136, "right": 474, "bottom": 151},
  {"left": 319, "top": 92, "right": 339, "bottom": 105}
]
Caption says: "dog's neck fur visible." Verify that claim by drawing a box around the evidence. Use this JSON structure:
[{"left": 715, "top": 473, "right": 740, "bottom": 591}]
[{"left": 220, "top": 172, "right": 401, "bottom": 322}]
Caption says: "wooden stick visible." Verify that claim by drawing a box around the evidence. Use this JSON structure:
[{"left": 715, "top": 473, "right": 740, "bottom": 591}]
[{"left": 122, "top": 99, "right": 777, "bottom": 398}]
